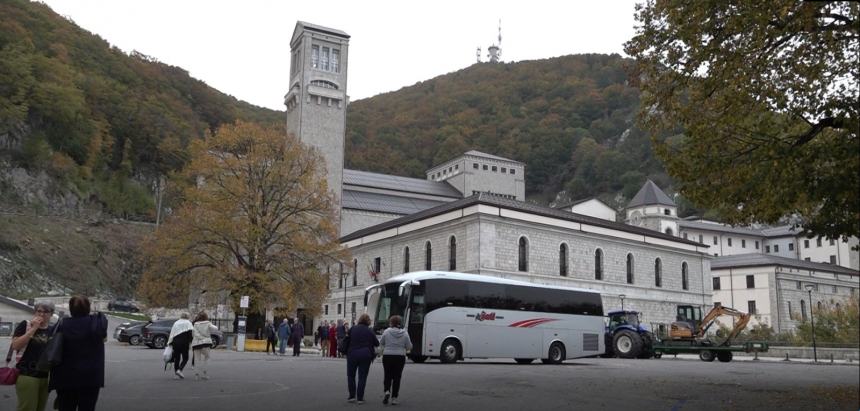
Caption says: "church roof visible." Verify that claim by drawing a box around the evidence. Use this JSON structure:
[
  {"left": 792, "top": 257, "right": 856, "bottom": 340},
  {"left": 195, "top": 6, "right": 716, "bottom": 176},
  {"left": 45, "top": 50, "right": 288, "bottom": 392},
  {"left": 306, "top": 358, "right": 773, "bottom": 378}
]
[
  {"left": 294, "top": 21, "right": 350, "bottom": 39},
  {"left": 343, "top": 169, "right": 462, "bottom": 198},
  {"left": 628, "top": 180, "right": 675, "bottom": 208},
  {"left": 341, "top": 190, "right": 449, "bottom": 215},
  {"left": 342, "top": 192, "right": 703, "bottom": 247},
  {"left": 711, "top": 254, "right": 858, "bottom": 276}
]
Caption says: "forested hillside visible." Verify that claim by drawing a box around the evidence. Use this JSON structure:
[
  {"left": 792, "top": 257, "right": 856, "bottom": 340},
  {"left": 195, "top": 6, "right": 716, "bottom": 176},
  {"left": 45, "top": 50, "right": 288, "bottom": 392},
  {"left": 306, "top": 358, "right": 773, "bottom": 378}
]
[
  {"left": 0, "top": 0, "right": 282, "bottom": 217},
  {"left": 345, "top": 54, "right": 676, "bottom": 207}
]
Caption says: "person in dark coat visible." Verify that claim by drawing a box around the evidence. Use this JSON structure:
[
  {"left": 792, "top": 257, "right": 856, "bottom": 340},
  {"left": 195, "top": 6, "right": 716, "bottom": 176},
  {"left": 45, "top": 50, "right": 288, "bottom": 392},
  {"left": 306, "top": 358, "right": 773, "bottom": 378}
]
[
  {"left": 264, "top": 320, "right": 277, "bottom": 355},
  {"left": 291, "top": 319, "right": 305, "bottom": 357},
  {"left": 345, "top": 313, "right": 379, "bottom": 404},
  {"left": 336, "top": 319, "right": 347, "bottom": 358},
  {"left": 49, "top": 296, "right": 108, "bottom": 411}
]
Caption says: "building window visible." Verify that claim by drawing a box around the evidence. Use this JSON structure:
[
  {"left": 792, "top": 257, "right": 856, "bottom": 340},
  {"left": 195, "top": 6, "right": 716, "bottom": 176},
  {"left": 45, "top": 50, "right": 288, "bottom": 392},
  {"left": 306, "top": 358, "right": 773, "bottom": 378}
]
[
  {"left": 800, "top": 300, "right": 807, "bottom": 321},
  {"left": 311, "top": 45, "right": 319, "bottom": 68},
  {"left": 338, "top": 262, "right": 344, "bottom": 288},
  {"left": 804, "top": 239, "right": 810, "bottom": 248},
  {"left": 353, "top": 259, "right": 358, "bottom": 286},
  {"left": 403, "top": 247, "right": 410, "bottom": 273},
  {"left": 510, "top": 169, "right": 515, "bottom": 174},
  {"left": 501, "top": 167, "right": 506, "bottom": 173},
  {"left": 699, "top": 234, "right": 703, "bottom": 243},
  {"left": 492, "top": 166, "right": 497, "bottom": 172},
  {"left": 788, "top": 242, "right": 794, "bottom": 251},
  {"left": 595, "top": 249, "right": 604, "bottom": 280},
  {"left": 556, "top": 243, "right": 568, "bottom": 277},
  {"left": 829, "top": 255, "right": 837, "bottom": 264},
  {"left": 713, "top": 277, "right": 721, "bottom": 290},
  {"left": 832, "top": 285, "right": 837, "bottom": 293},
  {"left": 816, "top": 238, "right": 822, "bottom": 247},
  {"left": 766, "top": 245, "right": 771, "bottom": 253},
  {"left": 714, "top": 302, "right": 722, "bottom": 308},
  {"left": 829, "top": 239, "right": 835, "bottom": 246},
  {"left": 804, "top": 257, "right": 811, "bottom": 261},
  {"left": 664, "top": 209, "right": 671, "bottom": 216},
  {"left": 654, "top": 258, "right": 662, "bottom": 288},
  {"left": 331, "top": 49, "right": 340, "bottom": 72},
  {"left": 483, "top": 164, "right": 488, "bottom": 170},
  {"left": 748, "top": 300, "right": 757, "bottom": 315},
  {"left": 449, "top": 236, "right": 457, "bottom": 271},
  {"left": 741, "top": 239, "right": 746, "bottom": 248},
  {"left": 683, "top": 233, "right": 688, "bottom": 240},
  {"left": 728, "top": 238, "right": 733, "bottom": 247},
  {"left": 518, "top": 237, "right": 529, "bottom": 272},
  {"left": 337, "top": 303, "right": 342, "bottom": 315},
  {"left": 324, "top": 305, "right": 329, "bottom": 315},
  {"left": 626, "top": 253, "right": 634, "bottom": 284},
  {"left": 796, "top": 281, "right": 801, "bottom": 289},
  {"left": 321, "top": 46, "right": 330, "bottom": 70},
  {"left": 817, "top": 301, "right": 822, "bottom": 311},
  {"left": 682, "top": 262, "right": 689, "bottom": 290},
  {"left": 665, "top": 228, "right": 673, "bottom": 236},
  {"left": 746, "top": 275, "right": 755, "bottom": 288},
  {"left": 473, "top": 163, "right": 479, "bottom": 169},
  {"left": 425, "top": 241, "right": 432, "bottom": 270},
  {"left": 755, "top": 241, "right": 759, "bottom": 249},
  {"left": 713, "top": 236, "right": 718, "bottom": 245},
  {"left": 351, "top": 302, "right": 356, "bottom": 315},
  {"left": 774, "top": 244, "right": 779, "bottom": 252},
  {"left": 788, "top": 301, "right": 793, "bottom": 320}
]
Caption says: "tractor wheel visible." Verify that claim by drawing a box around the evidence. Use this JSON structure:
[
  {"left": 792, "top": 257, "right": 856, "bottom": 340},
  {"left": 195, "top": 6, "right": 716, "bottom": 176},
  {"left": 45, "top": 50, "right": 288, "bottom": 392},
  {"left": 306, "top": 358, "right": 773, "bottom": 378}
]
[
  {"left": 699, "top": 350, "right": 716, "bottom": 362},
  {"left": 653, "top": 352, "right": 663, "bottom": 359},
  {"left": 637, "top": 333, "right": 654, "bottom": 359},
  {"left": 717, "top": 351, "right": 733, "bottom": 362},
  {"left": 612, "top": 330, "right": 643, "bottom": 359}
]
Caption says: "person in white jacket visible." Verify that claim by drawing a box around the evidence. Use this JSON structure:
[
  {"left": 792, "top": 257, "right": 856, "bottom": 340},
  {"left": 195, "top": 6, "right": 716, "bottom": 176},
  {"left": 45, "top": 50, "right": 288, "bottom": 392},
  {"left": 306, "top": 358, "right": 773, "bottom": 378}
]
[
  {"left": 191, "top": 311, "right": 214, "bottom": 380},
  {"left": 379, "top": 315, "right": 413, "bottom": 405},
  {"left": 167, "top": 313, "right": 194, "bottom": 379}
]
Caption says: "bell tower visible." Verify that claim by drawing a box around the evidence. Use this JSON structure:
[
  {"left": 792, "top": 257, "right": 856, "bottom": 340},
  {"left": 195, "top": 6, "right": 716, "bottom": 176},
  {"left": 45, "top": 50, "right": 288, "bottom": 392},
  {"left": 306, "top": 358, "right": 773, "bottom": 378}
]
[{"left": 284, "top": 22, "right": 350, "bottom": 232}]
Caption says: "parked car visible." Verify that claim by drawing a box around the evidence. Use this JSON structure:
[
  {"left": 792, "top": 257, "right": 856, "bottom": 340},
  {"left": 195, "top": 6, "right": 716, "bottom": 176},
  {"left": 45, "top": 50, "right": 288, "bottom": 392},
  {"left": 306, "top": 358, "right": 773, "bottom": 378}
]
[
  {"left": 142, "top": 319, "right": 222, "bottom": 349},
  {"left": 107, "top": 299, "right": 140, "bottom": 313},
  {"left": 114, "top": 321, "right": 147, "bottom": 345}
]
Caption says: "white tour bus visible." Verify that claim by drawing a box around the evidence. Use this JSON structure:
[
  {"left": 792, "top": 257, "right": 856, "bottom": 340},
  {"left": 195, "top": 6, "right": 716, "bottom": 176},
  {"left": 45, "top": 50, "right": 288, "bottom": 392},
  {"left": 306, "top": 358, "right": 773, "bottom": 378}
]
[{"left": 364, "top": 271, "right": 604, "bottom": 364}]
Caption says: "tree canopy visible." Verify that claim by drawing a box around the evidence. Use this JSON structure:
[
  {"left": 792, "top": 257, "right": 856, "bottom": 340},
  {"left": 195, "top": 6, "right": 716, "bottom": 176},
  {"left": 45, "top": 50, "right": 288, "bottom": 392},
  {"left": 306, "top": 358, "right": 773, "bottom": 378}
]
[
  {"left": 626, "top": 0, "right": 859, "bottom": 239},
  {"left": 138, "top": 122, "right": 346, "bottom": 314}
]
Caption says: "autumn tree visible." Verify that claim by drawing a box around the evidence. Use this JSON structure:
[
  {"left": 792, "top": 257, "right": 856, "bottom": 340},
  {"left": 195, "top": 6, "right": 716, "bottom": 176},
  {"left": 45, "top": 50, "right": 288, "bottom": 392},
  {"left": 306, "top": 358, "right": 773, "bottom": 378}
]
[
  {"left": 138, "top": 121, "right": 346, "bottom": 314},
  {"left": 626, "top": 1, "right": 859, "bottom": 239}
]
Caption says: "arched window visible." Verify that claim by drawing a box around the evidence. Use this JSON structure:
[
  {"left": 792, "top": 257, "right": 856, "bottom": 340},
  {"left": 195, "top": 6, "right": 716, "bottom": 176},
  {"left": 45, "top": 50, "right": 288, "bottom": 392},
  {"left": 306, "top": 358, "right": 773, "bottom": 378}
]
[
  {"left": 817, "top": 301, "right": 822, "bottom": 311},
  {"left": 655, "top": 258, "right": 662, "bottom": 287},
  {"left": 425, "top": 241, "right": 432, "bottom": 270},
  {"left": 518, "top": 237, "right": 529, "bottom": 272},
  {"left": 352, "top": 259, "right": 358, "bottom": 286},
  {"left": 800, "top": 300, "right": 807, "bottom": 321},
  {"left": 448, "top": 236, "right": 457, "bottom": 271},
  {"left": 595, "top": 249, "right": 603, "bottom": 280},
  {"left": 403, "top": 247, "right": 410, "bottom": 273},
  {"left": 665, "top": 228, "right": 674, "bottom": 236},
  {"left": 681, "top": 262, "right": 689, "bottom": 290},
  {"left": 559, "top": 243, "right": 568, "bottom": 277},
  {"left": 338, "top": 262, "right": 344, "bottom": 288},
  {"left": 626, "top": 253, "right": 634, "bottom": 284},
  {"left": 836, "top": 303, "right": 841, "bottom": 310}
]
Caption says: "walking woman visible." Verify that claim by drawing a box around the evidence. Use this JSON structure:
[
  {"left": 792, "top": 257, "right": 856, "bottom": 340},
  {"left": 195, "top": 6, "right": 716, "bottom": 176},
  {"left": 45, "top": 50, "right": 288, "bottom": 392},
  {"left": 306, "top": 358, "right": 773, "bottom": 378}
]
[
  {"left": 380, "top": 315, "right": 412, "bottom": 405},
  {"left": 191, "top": 312, "right": 213, "bottom": 380},
  {"left": 328, "top": 321, "right": 338, "bottom": 358},
  {"left": 345, "top": 313, "right": 379, "bottom": 404},
  {"left": 11, "top": 301, "right": 55, "bottom": 411},
  {"left": 167, "top": 313, "right": 193, "bottom": 379},
  {"left": 49, "top": 296, "right": 108, "bottom": 411}
]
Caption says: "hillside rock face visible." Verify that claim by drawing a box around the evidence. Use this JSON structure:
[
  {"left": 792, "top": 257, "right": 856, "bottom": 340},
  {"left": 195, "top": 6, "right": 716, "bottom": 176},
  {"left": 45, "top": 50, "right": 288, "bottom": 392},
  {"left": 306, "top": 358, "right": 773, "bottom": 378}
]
[{"left": 1, "top": 161, "right": 84, "bottom": 216}]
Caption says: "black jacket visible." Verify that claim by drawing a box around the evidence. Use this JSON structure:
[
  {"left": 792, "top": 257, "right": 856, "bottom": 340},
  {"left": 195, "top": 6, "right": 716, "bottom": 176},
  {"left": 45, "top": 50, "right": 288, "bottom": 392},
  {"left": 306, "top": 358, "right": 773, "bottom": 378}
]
[{"left": 49, "top": 313, "right": 108, "bottom": 390}]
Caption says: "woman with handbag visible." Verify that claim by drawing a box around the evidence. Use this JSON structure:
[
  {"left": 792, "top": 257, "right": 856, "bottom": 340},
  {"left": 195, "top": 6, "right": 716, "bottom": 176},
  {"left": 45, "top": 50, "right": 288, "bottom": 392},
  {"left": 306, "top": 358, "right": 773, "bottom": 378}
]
[
  {"left": 379, "top": 315, "right": 412, "bottom": 405},
  {"left": 10, "top": 301, "right": 56, "bottom": 411},
  {"left": 48, "top": 296, "right": 108, "bottom": 411},
  {"left": 345, "top": 313, "right": 379, "bottom": 404},
  {"left": 167, "top": 313, "right": 194, "bottom": 379}
]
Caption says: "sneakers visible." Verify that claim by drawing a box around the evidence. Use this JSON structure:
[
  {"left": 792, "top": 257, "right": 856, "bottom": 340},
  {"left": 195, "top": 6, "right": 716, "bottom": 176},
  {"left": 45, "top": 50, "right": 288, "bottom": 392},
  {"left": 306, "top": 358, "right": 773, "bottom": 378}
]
[
  {"left": 357, "top": 401, "right": 365, "bottom": 405},
  {"left": 383, "top": 391, "right": 390, "bottom": 405},
  {"left": 391, "top": 398, "right": 398, "bottom": 405},
  {"left": 175, "top": 370, "right": 185, "bottom": 379},
  {"left": 347, "top": 398, "right": 356, "bottom": 403}
]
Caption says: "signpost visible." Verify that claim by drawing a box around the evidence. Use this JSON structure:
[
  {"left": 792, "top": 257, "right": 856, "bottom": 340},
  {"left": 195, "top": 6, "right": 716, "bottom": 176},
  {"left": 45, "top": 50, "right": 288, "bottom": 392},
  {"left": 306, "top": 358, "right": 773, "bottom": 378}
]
[{"left": 237, "top": 295, "right": 249, "bottom": 352}]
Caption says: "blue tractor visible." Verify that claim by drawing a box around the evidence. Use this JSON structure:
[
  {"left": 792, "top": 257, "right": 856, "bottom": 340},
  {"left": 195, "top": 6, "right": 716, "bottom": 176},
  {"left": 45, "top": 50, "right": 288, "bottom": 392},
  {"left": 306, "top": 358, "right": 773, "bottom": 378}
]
[{"left": 603, "top": 310, "right": 659, "bottom": 359}]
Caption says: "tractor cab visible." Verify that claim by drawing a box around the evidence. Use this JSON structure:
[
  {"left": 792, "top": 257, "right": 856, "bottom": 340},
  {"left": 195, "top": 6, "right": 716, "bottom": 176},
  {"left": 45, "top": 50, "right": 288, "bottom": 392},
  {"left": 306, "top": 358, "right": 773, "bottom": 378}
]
[
  {"left": 604, "top": 310, "right": 654, "bottom": 358},
  {"left": 606, "top": 310, "right": 648, "bottom": 334}
]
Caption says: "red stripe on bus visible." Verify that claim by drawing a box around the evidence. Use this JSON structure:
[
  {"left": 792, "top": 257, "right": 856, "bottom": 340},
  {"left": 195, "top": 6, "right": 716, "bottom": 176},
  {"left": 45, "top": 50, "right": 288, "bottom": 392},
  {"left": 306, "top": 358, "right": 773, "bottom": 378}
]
[{"left": 509, "top": 318, "right": 556, "bottom": 328}]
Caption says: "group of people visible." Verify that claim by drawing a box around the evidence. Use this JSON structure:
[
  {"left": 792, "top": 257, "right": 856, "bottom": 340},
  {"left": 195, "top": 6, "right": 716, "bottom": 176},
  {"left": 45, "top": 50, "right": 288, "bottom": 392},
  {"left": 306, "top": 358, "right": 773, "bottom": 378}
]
[
  {"left": 344, "top": 313, "right": 413, "bottom": 405},
  {"left": 11, "top": 296, "right": 108, "bottom": 411},
  {"left": 165, "top": 311, "right": 215, "bottom": 380},
  {"left": 264, "top": 318, "right": 305, "bottom": 356},
  {"left": 316, "top": 319, "right": 349, "bottom": 357}
]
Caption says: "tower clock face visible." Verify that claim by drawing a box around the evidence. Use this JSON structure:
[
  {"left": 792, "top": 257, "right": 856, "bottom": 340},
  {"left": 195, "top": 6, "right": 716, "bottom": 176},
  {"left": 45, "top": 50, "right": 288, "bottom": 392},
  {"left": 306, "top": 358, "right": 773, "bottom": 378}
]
[{"left": 630, "top": 211, "right": 642, "bottom": 226}]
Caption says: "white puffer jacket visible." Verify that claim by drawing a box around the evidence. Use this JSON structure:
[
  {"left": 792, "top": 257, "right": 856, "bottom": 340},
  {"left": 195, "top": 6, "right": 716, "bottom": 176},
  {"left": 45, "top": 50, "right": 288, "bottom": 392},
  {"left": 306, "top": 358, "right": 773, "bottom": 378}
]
[{"left": 192, "top": 320, "right": 213, "bottom": 348}]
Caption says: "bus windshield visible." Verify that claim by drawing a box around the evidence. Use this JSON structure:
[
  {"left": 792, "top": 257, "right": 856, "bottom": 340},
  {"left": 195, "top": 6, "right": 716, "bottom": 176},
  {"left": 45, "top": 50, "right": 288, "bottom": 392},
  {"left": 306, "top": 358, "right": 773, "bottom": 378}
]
[{"left": 373, "top": 283, "right": 409, "bottom": 334}]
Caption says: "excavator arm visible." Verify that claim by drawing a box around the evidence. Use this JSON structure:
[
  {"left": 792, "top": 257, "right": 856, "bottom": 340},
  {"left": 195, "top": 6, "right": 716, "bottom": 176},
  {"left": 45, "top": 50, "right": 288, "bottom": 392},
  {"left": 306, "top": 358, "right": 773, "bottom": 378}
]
[{"left": 697, "top": 306, "right": 752, "bottom": 344}]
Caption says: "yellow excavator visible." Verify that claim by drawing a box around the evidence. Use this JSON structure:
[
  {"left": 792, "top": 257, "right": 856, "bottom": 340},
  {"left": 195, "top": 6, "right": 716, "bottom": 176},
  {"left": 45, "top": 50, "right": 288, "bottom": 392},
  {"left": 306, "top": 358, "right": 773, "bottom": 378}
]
[{"left": 670, "top": 304, "right": 752, "bottom": 345}]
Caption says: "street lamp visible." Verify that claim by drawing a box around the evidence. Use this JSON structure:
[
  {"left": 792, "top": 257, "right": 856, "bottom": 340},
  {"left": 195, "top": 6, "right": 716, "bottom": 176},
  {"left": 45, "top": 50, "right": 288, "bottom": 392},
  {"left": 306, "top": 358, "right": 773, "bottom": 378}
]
[
  {"left": 619, "top": 294, "right": 626, "bottom": 311},
  {"left": 804, "top": 284, "right": 817, "bottom": 362},
  {"left": 341, "top": 271, "right": 349, "bottom": 320}
]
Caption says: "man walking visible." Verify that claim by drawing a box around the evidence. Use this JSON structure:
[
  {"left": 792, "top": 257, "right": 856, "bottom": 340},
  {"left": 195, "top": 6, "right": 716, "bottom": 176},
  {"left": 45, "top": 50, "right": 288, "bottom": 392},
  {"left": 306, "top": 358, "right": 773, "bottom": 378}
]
[
  {"left": 264, "top": 320, "right": 277, "bottom": 355},
  {"left": 291, "top": 318, "right": 304, "bottom": 357},
  {"left": 319, "top": 320, "right": 330, "bottom": 357},
  {"left": 277, "top": 318, "right": 291, "bottom": 355}
]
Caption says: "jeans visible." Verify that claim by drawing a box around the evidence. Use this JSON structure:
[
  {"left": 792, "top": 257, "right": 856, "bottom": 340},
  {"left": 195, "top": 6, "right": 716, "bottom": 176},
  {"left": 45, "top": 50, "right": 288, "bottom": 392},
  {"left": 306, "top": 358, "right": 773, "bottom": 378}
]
[
  {"left": 346, "top": 357, "right": 373, "bottom": 401},
  {"left": 278, "top": 336, "right": 289, "bottom": 354},
  {"left": 382, "top": 355, "right": 407, "bottom": 397}
]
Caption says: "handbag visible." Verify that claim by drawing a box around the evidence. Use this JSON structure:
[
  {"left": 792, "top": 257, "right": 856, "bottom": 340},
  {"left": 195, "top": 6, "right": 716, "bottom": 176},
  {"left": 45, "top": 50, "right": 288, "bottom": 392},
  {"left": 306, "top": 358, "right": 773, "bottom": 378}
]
[
  {"left": 338, "top": 334, "right": 350, "bottom": 355},
  {"left": 36, "top": 318, "right": 63, "bottom": 372},
  {"left": 162, "top": 346, "right": 174, "bottom": 363},
  {"left": 0, "top": 346, "right": 18, "bottom": 385}
]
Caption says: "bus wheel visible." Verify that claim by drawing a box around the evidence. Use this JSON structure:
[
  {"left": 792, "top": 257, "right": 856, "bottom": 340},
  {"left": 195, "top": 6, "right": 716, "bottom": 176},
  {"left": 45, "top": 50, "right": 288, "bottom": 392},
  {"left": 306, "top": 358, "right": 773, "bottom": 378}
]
[
  {"left": 410, "top": 355, "right": 428, "bottom": 363},
  {"left": 514, "top": 358, "right": 534, "bottom": 364},
  {"left": 699, "top": 350, "right": 716, "bottom": 362},
  {"left": 547, "top": 342, "right": 566, "bottom": 364},
  {"left": 717, "top": 351, "right": 733, "bottom": 362},
  {"left": 439, "top": 339, "right": 460, "bottom": 363}
]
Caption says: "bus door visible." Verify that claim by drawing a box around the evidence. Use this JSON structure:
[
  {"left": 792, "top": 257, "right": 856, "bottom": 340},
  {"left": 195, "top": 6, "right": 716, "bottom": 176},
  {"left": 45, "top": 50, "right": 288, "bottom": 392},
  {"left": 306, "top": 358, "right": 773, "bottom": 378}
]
[{"left": 406, "top": 282, "right": 426, "bottom": 357}]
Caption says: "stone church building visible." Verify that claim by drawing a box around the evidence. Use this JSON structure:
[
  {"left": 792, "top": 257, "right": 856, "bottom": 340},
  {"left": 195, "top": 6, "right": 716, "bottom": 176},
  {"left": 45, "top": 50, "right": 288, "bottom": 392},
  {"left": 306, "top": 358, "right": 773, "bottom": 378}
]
[{"left": 284, "top": 21, "right": 714, "bottom": 330}]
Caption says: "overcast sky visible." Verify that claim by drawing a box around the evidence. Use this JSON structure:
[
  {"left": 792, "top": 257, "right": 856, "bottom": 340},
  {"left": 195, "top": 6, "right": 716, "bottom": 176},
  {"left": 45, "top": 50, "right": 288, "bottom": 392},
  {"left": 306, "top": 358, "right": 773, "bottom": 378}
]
[{"left": 40, "top": 0, "right": 640, "bottom": 111}]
